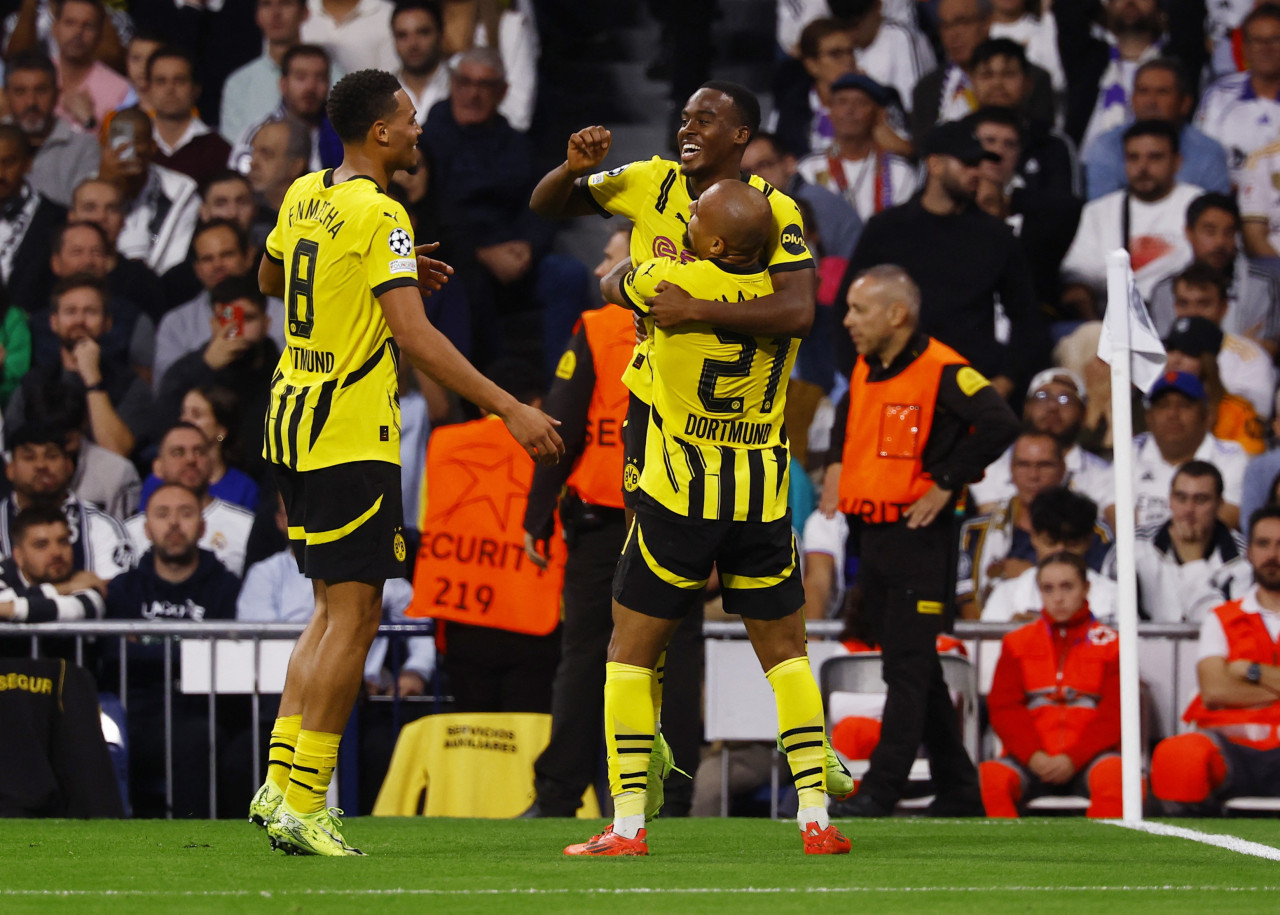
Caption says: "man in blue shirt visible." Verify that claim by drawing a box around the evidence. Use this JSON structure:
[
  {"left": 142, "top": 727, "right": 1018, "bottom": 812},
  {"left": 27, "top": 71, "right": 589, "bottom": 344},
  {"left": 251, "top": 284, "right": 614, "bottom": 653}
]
[{"left": 1084, "top": 58, "right": 1231, "bottom": 201}]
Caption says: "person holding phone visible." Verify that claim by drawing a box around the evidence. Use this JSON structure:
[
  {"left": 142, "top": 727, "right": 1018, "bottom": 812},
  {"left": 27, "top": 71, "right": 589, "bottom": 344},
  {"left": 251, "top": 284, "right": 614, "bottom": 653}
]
[{"left": 152, "top": 275, "right": 280, "bottom": 450}]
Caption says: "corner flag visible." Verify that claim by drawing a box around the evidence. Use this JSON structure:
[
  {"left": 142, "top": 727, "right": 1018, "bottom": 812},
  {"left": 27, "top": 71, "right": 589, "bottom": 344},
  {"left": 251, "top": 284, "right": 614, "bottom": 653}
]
[{"left": 1097, "top": 250, "right": 1166, "bottom": 822}]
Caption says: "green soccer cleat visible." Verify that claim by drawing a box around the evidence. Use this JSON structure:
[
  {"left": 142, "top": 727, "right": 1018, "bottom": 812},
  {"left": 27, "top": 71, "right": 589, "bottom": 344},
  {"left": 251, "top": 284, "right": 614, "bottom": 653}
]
[
  {"left": 644, "top": 732, "right": 689, "bottom": 821},
  {"left": 248, "top": 780, "right": 284, "bottom": 828},
  {"left": 266, "top": 802, "right": 365, "bottom": 856},
  {"left": 824, "top": 734, "right": 855, "bottom": 799},
  {"left": 775, "top": 732, "right": 855, "bottom": 799}
]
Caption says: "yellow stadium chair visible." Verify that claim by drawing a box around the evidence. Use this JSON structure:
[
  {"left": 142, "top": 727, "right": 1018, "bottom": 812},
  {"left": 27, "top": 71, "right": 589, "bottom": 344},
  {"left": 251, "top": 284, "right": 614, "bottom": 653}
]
[{"left": 372, "top": 712, "right": 599, "bottom": 818}]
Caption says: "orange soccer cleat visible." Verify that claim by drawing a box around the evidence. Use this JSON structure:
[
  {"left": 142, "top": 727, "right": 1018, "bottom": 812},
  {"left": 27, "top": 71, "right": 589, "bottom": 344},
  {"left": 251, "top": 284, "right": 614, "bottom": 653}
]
[
  {"left": 563, "top": 825, "right": 649, "bottom": 856},
  {"left": 802, "top": 821, "right": 852, "bottom": 855}
]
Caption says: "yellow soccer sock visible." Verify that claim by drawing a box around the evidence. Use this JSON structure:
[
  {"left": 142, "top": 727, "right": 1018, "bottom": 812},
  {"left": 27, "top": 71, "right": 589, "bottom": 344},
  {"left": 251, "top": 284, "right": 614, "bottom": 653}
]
[
  {"left": 650, "top": 650, "right": 666, "bottom": 728},
  {"left": 266, "top": 714, "right": 302, "bottom": 793},
  {"left": 767, "top": 656, "right": 828, "bottom": 813},
  {"left": 285, "top": 729, "right": 342, "bottom": 816},
  {"left": 605, "top": 661, "right": 656, "bottom": 826}
]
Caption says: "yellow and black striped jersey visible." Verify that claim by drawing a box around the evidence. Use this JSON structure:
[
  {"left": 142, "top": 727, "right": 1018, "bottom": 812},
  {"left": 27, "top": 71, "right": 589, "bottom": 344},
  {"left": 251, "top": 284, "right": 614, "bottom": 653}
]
[
  {"left": 620, "top": 256, "right": 798, "bottom": 523},
  {"left": 584, "top": 156, "right": 813, "bottom": 403},
  {"left": 262, "top": 170, "right": 419, "bottom": 471}
]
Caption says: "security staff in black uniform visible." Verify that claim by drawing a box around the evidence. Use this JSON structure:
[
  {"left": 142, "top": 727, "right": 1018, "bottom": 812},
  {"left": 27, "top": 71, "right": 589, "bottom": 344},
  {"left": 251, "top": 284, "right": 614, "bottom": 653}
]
[{"left": 821, "top": 264, "right": 1019, "bottom": 816}]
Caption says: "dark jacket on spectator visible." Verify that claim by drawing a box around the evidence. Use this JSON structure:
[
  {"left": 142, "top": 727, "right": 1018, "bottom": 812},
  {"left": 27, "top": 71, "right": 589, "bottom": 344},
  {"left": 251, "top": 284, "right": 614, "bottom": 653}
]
[{"left": 4, "top": 192, "right": 63, "bottom": 315}]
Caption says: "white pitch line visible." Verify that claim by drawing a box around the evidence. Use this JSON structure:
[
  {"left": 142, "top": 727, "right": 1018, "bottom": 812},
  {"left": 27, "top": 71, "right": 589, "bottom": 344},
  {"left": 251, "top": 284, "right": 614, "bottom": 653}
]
[
  {"left": 1103, "top": 820, "right": 1280, "bottom": 862},
  {"left": 3, "top": 886, "right": 1280, "bottom": 898}
]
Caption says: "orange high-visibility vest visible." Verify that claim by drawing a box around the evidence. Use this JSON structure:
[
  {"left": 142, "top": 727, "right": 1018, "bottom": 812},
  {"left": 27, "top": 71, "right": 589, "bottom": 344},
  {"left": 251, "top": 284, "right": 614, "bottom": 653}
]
[
  {"left": 1002, "top": 619, "right": 1119, "bottom": 756},
  {"left": 1184, "top": 599, "right": 1280, "bottom": 750},
  {"left": 408, "top": 416, "right": 563, "bottom": 635},
  {"left": 565, "top": 304, "right": 634, "bottom": 508},
  {"left": 838, "top": 338, "right": 967, "bottom": 524}
]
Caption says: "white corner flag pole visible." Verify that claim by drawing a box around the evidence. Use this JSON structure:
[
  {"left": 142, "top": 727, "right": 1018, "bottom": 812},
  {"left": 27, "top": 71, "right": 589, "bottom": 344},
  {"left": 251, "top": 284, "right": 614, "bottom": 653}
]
[{"left": 1103, "top": 249, "right": 1145, "bottom": 822}]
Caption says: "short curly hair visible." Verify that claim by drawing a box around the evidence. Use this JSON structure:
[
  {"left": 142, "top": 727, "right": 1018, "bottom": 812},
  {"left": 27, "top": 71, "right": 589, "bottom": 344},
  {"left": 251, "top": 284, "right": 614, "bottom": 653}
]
[{"left": 327, "top": 69, "right": 403, "bottom": 144}]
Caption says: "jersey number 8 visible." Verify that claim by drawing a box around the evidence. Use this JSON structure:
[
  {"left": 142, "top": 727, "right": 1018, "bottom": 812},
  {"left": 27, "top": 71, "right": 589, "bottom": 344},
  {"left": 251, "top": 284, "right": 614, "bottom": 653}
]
[{"left": 288, "top": 238, "right": 320, "bottom": 339}]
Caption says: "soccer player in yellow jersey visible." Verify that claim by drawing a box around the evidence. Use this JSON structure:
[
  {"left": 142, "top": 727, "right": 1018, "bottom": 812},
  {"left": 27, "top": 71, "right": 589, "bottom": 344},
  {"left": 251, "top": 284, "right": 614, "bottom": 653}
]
[
  {"left": 248, "top": 69, "right": 563, "bottom": 857},
  {"left": 563, "top": 181, "right": 851, "bottom": 857},
  {"left": 532, "top": 80, "right": 852, "bottom": 812}
]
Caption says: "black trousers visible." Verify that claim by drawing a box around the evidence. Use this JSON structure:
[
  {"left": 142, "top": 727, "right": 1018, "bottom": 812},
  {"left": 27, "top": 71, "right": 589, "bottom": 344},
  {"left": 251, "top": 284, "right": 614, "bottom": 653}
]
[
  {"left": 532, "top": 514, "right": 628, "bottom": 814},
  {"left": 857, "top": 515, "right": 978, "bottom": 806},
  {"left": 443, "top": 623, "right": 562, "bottom": 714}
]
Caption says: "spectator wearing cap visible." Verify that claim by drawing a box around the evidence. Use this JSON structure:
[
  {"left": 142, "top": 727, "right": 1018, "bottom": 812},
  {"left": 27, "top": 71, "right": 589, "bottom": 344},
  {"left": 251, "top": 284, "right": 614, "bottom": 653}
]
[
  {"left": 1061, "top": 120, "right": 1201, "bottom": 311},
  {"left": 1123, "top": 460, "right": 1246, "bottom": 623},
  {"left": 836, "top": 119, "right": 1047, "bottom": 395},
  {"left": 968, "top": 38, "right": 1078, "bottom": 198},
  {"left": 969, "top": 107, "right": 1082, "bottom": 321},
  {"left": 969, "top": 367, "right": 1115, "bottom": 516},
  {"left": 1083, "top": 58, "right": 1231, "bottom": 202},
  {"left": 1164, "top": 314, "right": 1266, "bottom": 456},
  {"left": 1132, "top": 371, "right": 1248, "bottom": 530},
  {"left": 796, "top": 73, "right": 918, "bottom": 224},
  {"left": 958, "top": 431, "right": 1113, "bottom": 619},
  {"left": 1149, "top": 194, "right": 1280, "bottom": 354},
  {"left": 1165, "top": 263, "right": 1276, "bottom": 420}
]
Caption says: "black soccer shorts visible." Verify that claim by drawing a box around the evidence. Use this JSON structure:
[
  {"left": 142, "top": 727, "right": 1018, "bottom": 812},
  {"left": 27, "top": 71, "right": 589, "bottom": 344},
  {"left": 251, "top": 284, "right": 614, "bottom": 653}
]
[
  {"left": 612, "top": 496, "right": 804, "bottom": 621},
  {"left": 273, "top": 459, "right": 407, "bottom": 582}
]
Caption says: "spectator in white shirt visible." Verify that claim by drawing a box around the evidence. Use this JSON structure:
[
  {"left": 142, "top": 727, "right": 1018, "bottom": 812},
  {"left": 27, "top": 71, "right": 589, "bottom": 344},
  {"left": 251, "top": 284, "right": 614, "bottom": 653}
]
[
  {"left": 97, "top": 108, "right": 200, "bottom": 275},
  {"left": 1132, "top": 371, "right": 1248, "bottom": 530},
  {"left": 843, "top": 0, "right": 934, "bottom": 117},
  {"left": 1127, "top": 460, "right": 1246, "bottom": 623},
  {"left": 1060, "top": 120, "right": 1200, "bottom": 305},
  {"left": 123, "top": 423, "right": 255, "bottom": 577},
  {"left": 969, "top": 367, "right": 1115, "bottom": 517},
  {"left": 982, "top": 487, "right": 1118, "bottom": 623},
  {"left": 393, "top": 0, "right": 449, "bottom": 126},
  {"left": 300, "top": 0, "right": 396, "bottom": 77},
  {"left": 801, "top": 508, "right": 849, "bottom": 620},
  {"left": 1196, "top": 4, "right": 1280, "bottom": 184}
]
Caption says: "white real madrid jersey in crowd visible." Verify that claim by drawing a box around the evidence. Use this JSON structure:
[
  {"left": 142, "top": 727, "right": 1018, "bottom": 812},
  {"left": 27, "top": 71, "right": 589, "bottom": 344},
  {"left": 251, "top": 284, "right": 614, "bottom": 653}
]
[
  {"left": 125, "top": 497, "right": 254, "bottom": 577},
  {"left": 1131, "top": 432, "right": 1247, "bottom": 529},
  {"left": 1195, "top": 70, "right": 1280, "bottom": 184}
]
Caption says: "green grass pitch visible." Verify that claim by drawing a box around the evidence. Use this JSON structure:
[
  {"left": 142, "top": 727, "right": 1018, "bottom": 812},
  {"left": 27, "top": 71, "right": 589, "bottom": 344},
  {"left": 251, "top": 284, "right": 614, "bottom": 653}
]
[{"left": 2, "top": 817, "right": 1278, "bottom": 914}]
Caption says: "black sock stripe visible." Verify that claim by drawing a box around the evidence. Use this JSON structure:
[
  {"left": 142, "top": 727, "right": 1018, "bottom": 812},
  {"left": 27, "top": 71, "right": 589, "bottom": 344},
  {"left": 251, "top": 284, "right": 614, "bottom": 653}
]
[
  {"left": 268, "top": 742, "right": 295, "bottom": 752},
  {"left": 791, "top": 767, "right": 823, "bottom": 781},
  {"left": 782, "top": 740, "right": 825, "bottom": 752},
  {"left": 618, "top": 747, "right": 654, "bottom": 754},
  {"left": 620, "top": 770, "right": 648, "bottom": 779},
  {"left": 797, "top": 780, "right": 824, "bottom": 791},
  {"left": 779, "top": 726, "right": 824, "bottom": 739},
  {"left": 267, "top": 760, "right": 291, "bottom": 769},
  {"left": 616, "top": 734, "right": 655, "bottom": 741},
  {"left": 291, "top": 764, "right": 320, "bottom": 774},
  {"left": 288, "top": 778, "right": 322, "bottom": 792},
  {"left": 621, "top": 781, "right": 647, "bottom": 790}
]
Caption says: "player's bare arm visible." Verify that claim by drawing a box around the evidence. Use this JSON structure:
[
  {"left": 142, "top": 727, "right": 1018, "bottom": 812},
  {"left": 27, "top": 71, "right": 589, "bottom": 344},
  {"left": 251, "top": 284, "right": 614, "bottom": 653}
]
[
  {"left": 529, "top": 125, "right": 612, "bottom": 218},
  {"left": 259, "top": 255, "right": 285, "bottom": 298},
  {"left": 413, "top": 241, "right": 454, "bottom": 293},
  {"left": 647, "top": 266, "right": 816, "bottom": 337},
  {"left": 378, "top": 285, "right": 564, "bottom": 465}
]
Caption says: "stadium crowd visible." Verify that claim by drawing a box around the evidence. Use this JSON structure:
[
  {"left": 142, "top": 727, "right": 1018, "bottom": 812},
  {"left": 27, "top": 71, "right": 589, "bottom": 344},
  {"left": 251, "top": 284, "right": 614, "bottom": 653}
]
[{"left": 1, "top": 0, "right": 1279, "bottom": 823}]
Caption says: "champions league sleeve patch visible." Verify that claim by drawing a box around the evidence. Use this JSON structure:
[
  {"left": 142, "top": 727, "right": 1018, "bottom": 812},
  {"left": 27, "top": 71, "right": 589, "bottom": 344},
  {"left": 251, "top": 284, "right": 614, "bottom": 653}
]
[{"left": 387, "top": 227, "right": 414, "bottom": 257}]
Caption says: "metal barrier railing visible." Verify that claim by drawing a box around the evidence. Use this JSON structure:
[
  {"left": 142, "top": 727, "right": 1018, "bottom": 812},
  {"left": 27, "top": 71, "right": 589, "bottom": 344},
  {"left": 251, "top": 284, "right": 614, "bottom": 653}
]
[{"left": 5, "top": 619, "right": 1202, "bottom": 819}]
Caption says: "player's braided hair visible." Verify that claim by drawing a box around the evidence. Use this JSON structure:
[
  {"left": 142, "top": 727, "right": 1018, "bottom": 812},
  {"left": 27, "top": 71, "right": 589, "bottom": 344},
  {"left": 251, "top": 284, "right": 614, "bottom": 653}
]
[{"left": 327, "top": 69, "right": 403, "bottom": 144}]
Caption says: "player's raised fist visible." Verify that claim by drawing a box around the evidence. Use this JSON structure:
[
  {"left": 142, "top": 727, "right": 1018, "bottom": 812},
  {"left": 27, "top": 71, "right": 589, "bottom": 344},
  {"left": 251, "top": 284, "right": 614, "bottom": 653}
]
[{"left": 567, "top": 126, "right": 612, "bottom": 175}]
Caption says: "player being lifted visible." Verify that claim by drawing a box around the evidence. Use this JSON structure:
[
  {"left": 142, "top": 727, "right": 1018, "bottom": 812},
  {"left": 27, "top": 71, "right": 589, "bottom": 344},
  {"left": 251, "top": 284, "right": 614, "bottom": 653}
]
[
  {"left": 530, "top": 80, "right": 852, "bottom": 810},
  {"left": 249, "top": 69, "right": 562, "bottom": 856},
  {"left": 565, "top": 180, "right": 850, "bottom": 856}
]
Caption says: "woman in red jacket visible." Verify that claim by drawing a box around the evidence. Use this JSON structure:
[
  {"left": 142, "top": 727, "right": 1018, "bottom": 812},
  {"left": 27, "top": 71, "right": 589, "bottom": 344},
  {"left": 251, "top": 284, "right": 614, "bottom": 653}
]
[{"left": 979, "top": 551, "right": 1125, "bottom": 817}]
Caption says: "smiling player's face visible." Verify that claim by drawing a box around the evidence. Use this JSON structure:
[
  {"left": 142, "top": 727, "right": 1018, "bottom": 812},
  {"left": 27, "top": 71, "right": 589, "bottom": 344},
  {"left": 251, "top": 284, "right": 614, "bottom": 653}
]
[
  {"left": 676, "top": 89, "right": 747, "bottom": 178},
  {"left": 384, "top": 89, "right": 423, "bottom": 172}
]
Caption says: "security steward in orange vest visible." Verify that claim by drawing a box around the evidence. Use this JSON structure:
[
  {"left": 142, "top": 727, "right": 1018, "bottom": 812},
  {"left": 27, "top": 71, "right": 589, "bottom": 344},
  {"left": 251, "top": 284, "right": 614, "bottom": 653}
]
[
  {"left": 519, "top": 294, "right": 635, "bottom": 817},
  {"left": 408, "top": 359, "right": 564, "bottom": 713},
  {"left": 1150, "top": 505, "right": 1280, "bottom": 814},
  {"left": 981, "top": 552, "right": 1124, "bottom": 818},
  {"left": 820, "top": 265, "right": 1018, "bottom": 816}
]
